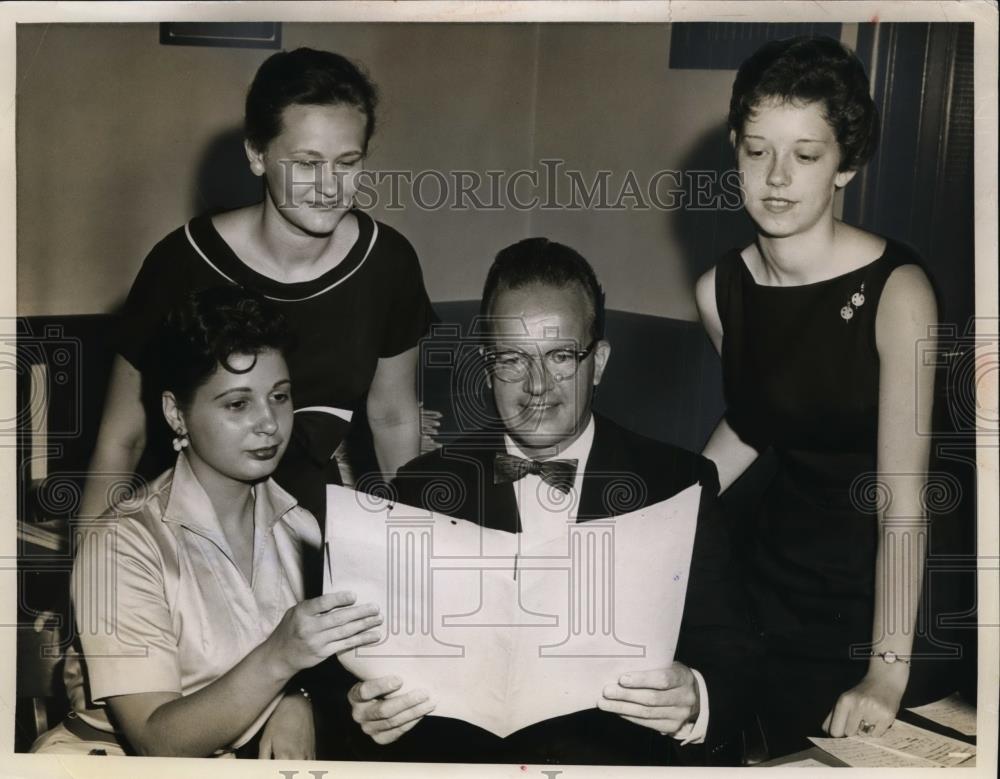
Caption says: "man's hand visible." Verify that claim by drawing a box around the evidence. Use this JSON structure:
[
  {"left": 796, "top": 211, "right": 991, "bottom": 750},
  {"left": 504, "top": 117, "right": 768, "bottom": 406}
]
[
  {"left": 258, "top": 692, "right": 315, "bottom": 759},
  {"left": 348, "top": 676, "right": 436, "bottom": 745},
  {"left": 419, "top": 403, "right": 443, "bottom": 453},
  {"left": 597, "top": 663, "right": 700, "bottom": 735}
]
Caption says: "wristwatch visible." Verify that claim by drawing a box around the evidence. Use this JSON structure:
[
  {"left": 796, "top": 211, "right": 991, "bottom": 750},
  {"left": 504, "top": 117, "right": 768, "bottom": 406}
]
[{"left": 872, "top": 650, "right": 910, "bottom": 665}]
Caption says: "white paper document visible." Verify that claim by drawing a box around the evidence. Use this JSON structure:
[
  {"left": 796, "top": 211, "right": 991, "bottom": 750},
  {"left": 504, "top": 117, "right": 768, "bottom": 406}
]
[
  {"left": 810, "top": 719, "right": 976, "bottom": 768},
  {"left": 907, "top": 692, "right": 977, "bottom": 737},
  {"left": 325, "top": 483, "right": 701, "bottom": 737},
  {"left": 808, "top": 737, "right": 940, "bottom": 768}
]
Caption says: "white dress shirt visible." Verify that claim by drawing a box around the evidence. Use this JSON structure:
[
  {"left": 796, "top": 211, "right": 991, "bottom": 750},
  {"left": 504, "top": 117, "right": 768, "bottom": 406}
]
[{"left": 503, "top": 415, "right": 709, "bottom": 744}]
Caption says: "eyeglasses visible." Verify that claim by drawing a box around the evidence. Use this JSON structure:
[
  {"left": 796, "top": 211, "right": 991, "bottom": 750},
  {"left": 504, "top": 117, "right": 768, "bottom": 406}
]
[{"left": 484, "top": 339, "right": 599, "bottom": 383}]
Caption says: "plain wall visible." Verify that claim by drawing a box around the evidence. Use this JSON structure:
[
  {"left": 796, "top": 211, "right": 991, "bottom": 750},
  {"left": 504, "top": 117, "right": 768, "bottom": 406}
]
[
  {"left": 530, "top": 24, "right": 745, "bottom": 316},
  {"left": 17, "top": 23, "right": 744, "bottom": 319}
]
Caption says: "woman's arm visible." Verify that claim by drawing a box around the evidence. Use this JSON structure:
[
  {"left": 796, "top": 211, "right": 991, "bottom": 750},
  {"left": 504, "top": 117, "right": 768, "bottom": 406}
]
[
  {"left": 694, "top": 267, "right": 760, "bottom": 492},
  {"left": 367, "top": 345, "right": 421, "bottom": 478},
  {"left": 107, "top": 591, "right": 381, "bottom": 757},
  {"left": 823, "top": 265, "right": 938, "bottom": 738},
  {"left": 78, "top": 356, "right": 147, "bottom": 520},
  {"left": 703, "top": 419, "right": 761, "bottom": 494},
  {"left": 257, "top": 691, "right": 314, "bottom": 759},
  {"left": 694, "top": 268, "right": 724, "bottom": 354}
]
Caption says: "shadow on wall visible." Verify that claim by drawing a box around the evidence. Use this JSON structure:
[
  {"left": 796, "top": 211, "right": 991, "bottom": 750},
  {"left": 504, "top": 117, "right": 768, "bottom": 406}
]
[
  {"left": 668, "top": 120, "right": 755, "bottom": 289},
  {"left": 191, "top": 125, "right": 263, "bottom": 216},
  {"left": 663, "top": 118, "right": 781, "bottom": 558}
]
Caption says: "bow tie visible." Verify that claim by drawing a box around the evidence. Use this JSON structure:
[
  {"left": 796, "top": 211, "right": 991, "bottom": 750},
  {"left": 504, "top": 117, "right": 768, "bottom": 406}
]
[{"left": 493, "top": 453, "right": 579, "bottom": 494}]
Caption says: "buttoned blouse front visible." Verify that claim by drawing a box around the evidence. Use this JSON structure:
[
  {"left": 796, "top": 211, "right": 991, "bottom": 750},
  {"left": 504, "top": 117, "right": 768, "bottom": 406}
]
[{"left": 73, "top": 453, "right": 321, "bottom": 748}]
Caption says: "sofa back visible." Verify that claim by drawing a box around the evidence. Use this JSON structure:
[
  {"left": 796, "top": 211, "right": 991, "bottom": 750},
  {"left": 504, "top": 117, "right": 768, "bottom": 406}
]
[
  {"left": 14, "top": 306, "right": 724, "bottom": 520},
  {"left": 422, "top": 301, "right": 724, "bottom": 453}
]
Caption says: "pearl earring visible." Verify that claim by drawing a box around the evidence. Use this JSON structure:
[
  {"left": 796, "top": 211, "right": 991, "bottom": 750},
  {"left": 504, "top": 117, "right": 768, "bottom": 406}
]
[{"left": 172, "top": 431, "right": 189, "bottom": 451}]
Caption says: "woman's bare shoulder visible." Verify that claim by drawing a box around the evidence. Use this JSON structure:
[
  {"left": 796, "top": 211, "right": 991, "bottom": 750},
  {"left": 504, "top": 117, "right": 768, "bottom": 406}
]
[
  {"left": 694, "top": 265, "right": 724, "bottom": 345},
  {"left": 875, "top": 264, "right": 938, "bottom": 357},
  {"left": 836, "top": 222, "right": 887, "bottom": 265}
]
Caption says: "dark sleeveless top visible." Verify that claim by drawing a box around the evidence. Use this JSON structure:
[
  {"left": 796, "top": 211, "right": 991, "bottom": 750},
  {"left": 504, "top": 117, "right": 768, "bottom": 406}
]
[{"left": 715, "top": 238, "right": 927, "bottom": 660}]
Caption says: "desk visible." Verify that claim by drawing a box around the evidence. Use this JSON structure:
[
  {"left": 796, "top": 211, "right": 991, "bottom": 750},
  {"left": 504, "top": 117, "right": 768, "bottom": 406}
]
[
  {"left": 759, "top": 747, "right": 846, "bottom": 767},
  {"left": 756, "top": 702, "right": 977, "bottom": 767}
]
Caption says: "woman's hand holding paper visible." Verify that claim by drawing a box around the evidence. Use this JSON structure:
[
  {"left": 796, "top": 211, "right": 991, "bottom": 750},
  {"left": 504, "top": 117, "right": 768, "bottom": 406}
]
[{"left": 265, "top": 591, "right": 383, "bottom": 679}]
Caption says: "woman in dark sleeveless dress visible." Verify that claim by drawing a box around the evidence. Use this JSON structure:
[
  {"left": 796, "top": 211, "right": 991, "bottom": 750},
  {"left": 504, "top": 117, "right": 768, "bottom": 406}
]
[{"left": 694, "top": 37, "right": 938, "bottom": 757}]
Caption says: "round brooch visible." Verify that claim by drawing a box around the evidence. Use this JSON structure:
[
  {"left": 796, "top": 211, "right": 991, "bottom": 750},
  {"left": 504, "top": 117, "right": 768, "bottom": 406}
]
[{"left": 841, "top": 282, "right": 866, "bottom": 322}]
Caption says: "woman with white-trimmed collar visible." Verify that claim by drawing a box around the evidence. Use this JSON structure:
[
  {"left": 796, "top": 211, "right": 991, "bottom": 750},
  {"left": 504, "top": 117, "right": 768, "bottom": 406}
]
[{"left": 80, "top": 47, "right": 434, "bottom": 527}]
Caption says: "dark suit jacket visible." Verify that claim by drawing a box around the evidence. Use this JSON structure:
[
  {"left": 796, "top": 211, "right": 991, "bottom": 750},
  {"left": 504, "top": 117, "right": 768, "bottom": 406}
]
[{"left": 353, "top": 414, "right": 756, "bottom": 766}]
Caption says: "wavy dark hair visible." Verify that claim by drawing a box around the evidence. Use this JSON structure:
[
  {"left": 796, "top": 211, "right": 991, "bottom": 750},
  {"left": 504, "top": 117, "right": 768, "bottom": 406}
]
[
  {"left": 155, "top": 286, "right": 295, "bottom": 407},
  {"left": 728, "top": 36, "right": 879, "bottom": 171},
  {"left": 480, "top": 237, "right": 606, "bottom": 342},
  {"left": 245, "top": 47, "right": 379, "bottom": 153}
]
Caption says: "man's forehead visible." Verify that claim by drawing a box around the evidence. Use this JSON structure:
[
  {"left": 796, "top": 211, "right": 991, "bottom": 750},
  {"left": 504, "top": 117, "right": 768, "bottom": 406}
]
[
  {"left": 487, "top": 283, "right": 592, "bottom": 340},
  {"left": 490, "top": 315, "right": 569, "bottom": 338}
]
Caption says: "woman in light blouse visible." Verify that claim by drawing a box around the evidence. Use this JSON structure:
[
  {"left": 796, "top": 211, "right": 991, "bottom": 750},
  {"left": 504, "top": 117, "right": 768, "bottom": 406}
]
[{"left": 34, "top": 286, "right": 382, "bottom": 757}]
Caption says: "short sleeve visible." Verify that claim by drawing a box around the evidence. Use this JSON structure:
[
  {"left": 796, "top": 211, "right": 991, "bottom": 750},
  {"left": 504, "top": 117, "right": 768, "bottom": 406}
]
[
  {"left": 116, "top": 227, "right": 197, "bottom": 373},
  {"left": 375, "top": 226, "right": 434, "bottom": 358},
  {"left": 72, "top": 518, "right": 182, "bottom": 701}
]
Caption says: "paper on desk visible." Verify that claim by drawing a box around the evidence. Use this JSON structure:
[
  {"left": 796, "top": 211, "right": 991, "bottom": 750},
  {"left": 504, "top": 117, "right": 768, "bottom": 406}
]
[
  {"left": 862, "top": 719, "right": 975, "bottom": 766},
  {"left": 907, "top": 692, "right": 977, "bottom": 736},
  {"left": 809, "top": 719, "right": 976, "bottom": 768},
  {"left": 808, "top": 737, "right": 940, "bottom": 768},
  {"left": 325, "top": 483, "right": 701, "bottom": 738}
]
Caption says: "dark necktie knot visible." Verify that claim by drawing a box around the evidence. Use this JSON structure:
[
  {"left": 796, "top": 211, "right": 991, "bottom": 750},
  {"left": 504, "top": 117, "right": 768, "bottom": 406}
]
[{"left": 493, "top": 453, "right": 579, "bottom": 494}]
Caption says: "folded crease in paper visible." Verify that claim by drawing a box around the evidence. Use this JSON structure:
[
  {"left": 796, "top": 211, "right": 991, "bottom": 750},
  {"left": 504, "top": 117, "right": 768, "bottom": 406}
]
[{"left": 325, "top": 483, "right": 701, "bottom": 737}]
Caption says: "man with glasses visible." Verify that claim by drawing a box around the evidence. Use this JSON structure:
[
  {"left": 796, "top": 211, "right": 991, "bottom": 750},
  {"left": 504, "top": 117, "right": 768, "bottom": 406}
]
[{"left": 345, "top": 238, "right": 755, "bottom": 765}]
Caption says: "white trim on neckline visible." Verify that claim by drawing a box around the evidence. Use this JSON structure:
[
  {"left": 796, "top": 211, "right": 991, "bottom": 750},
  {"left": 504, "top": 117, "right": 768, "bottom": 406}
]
[
  {"left": 183, "top": 218, "right": 379, "bottom": 303},
  {"left": 294, "top": 405, "right": 354, "bottom": 423}
]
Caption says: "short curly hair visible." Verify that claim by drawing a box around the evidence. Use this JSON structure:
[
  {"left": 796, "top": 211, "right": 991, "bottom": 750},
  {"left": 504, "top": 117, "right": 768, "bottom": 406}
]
[
  {"left": 156, "top": 286, "right": 295, "bottom": 408},
  {"left": 728, "top": 36, "right": 879, "bottom": 171},
  {"left": 245, "top": 47, "right": 379, "bottom": 154}
]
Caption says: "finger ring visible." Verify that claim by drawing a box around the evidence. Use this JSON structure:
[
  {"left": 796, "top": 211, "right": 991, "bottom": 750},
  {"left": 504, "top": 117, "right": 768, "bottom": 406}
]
[{"left": 858, "top": 720, "right": 876, "bottom": 735}]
